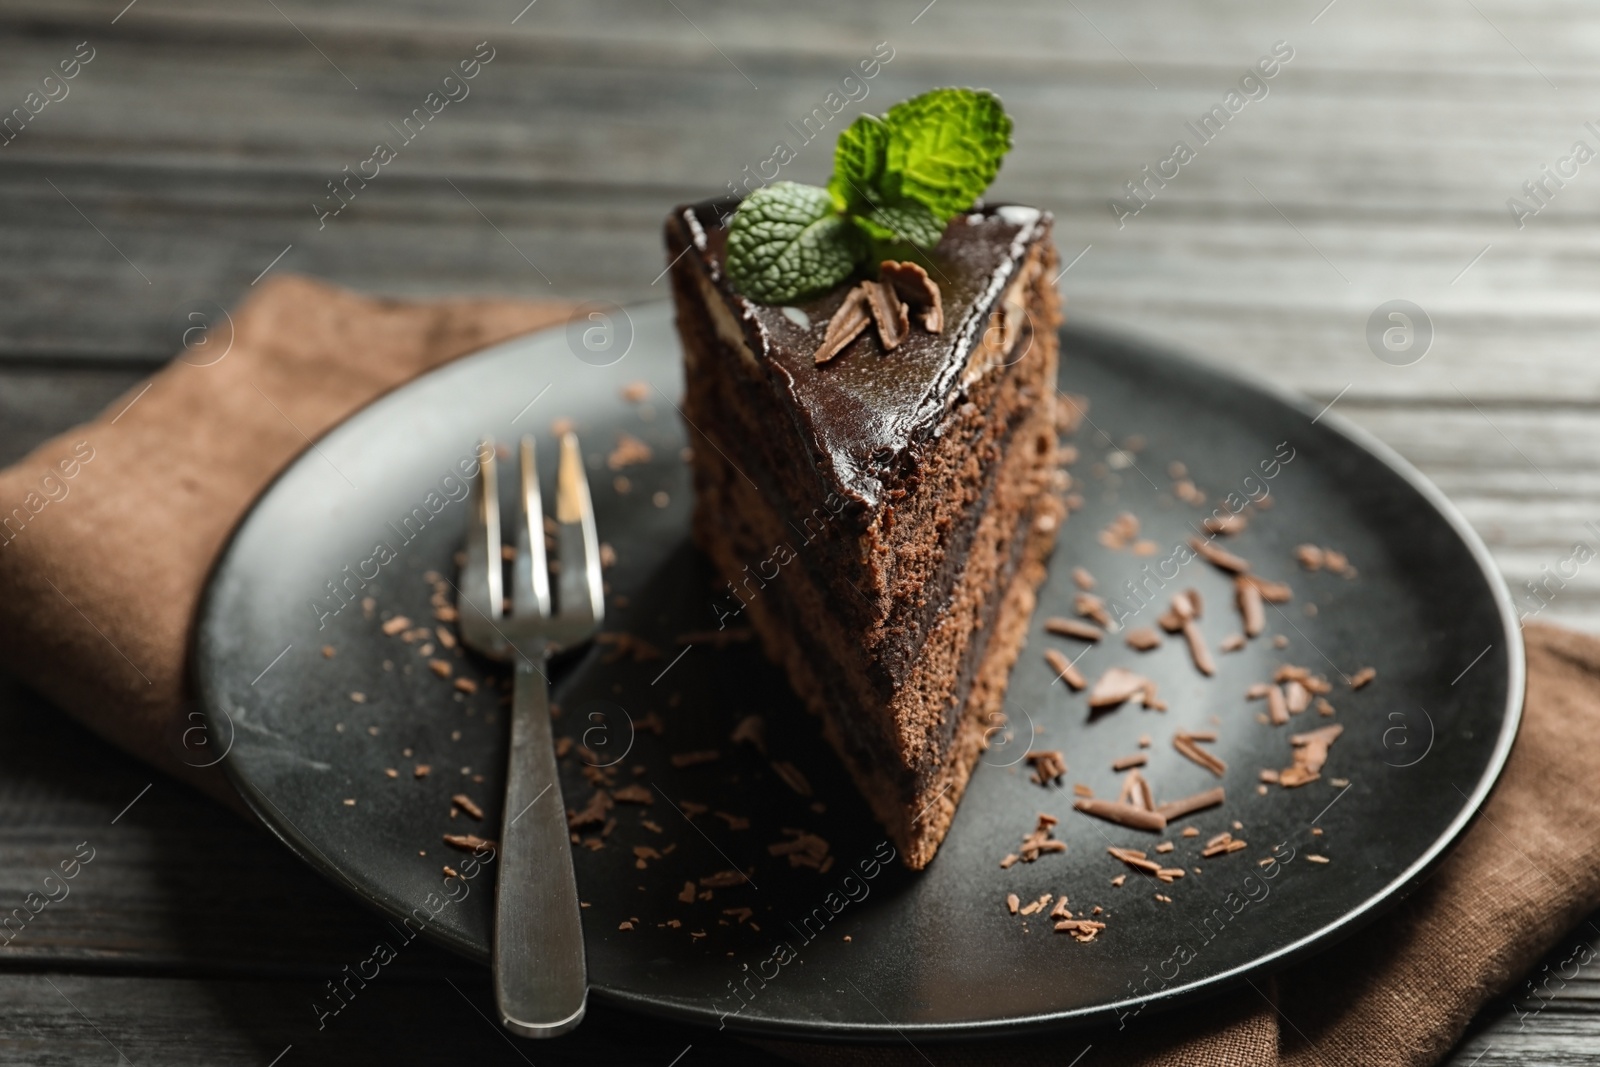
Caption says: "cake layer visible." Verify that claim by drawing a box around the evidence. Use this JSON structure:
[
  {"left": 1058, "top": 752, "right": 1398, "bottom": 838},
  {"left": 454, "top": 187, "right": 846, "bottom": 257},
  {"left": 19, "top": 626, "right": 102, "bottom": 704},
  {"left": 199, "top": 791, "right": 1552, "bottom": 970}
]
[{"left": 692, "top": 424, "right": 1062, "bottom": 868}]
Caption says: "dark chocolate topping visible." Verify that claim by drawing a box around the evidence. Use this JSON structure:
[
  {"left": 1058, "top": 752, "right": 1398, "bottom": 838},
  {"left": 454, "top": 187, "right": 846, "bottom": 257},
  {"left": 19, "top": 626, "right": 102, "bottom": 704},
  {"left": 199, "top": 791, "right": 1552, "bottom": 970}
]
[{"left": 669, "top": 197, "right": 1051, "bottom": 512}]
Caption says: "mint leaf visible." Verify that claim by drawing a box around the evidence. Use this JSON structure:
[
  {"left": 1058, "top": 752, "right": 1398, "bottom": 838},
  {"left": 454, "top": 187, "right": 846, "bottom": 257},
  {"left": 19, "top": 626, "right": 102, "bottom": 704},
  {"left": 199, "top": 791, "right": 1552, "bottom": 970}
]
[
  {"left": 852, "top": 197, "right": 945, "bottom": 249},
  {"left": 725, "top": 182, "right": 860, "bottom": 304},
  {"left": 881, "top": 88, "right": 1012, "bottom": 222},
  {"left": 827, "top": 114, "right": 890, "bottom": 215}
]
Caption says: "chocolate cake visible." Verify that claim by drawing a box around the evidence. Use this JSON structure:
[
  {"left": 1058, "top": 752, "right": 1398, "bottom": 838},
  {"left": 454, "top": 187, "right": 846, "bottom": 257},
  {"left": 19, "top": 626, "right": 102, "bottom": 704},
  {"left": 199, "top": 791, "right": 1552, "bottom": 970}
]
[{"left": 666, "top": 196, "right": 1063, "bottom": 868}]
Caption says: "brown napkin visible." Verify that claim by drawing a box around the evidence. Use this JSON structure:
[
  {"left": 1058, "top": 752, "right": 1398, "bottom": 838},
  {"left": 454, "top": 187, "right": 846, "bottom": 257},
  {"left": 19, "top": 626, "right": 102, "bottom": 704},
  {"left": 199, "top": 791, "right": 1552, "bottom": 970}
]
[
  {"left": 0, "top": 275, "right": 569, "bottom": 806},
  {"left": 1, "top": 277, "right": 1590, "bottom": 1066}
]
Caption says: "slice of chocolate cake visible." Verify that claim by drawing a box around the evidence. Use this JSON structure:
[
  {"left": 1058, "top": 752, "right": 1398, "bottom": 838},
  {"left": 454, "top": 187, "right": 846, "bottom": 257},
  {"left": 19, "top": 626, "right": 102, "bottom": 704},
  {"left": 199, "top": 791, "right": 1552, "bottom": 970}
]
[{"left": 665, "top": 88, "right": 1063, "bottom": 868}]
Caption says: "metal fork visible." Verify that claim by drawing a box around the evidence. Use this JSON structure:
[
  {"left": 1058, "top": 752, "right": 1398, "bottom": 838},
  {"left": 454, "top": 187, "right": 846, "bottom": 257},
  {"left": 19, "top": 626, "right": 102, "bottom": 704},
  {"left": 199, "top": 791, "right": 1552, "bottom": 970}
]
[{"left": 458, "top": 432, "right": 603, "bottom": 1038}]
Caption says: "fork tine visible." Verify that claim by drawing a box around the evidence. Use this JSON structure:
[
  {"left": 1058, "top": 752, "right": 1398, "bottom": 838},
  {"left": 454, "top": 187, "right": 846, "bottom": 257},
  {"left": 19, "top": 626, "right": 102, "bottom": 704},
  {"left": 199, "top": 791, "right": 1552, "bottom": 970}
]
[
  {"left": 513, "top": 435, "right": 551, "bottom": 618},
  {"left": 555, "top": 432, "right": 604, "bottom": 625},
  {"left": 462, "top": 440, "right": 503, "bottom": 627}
]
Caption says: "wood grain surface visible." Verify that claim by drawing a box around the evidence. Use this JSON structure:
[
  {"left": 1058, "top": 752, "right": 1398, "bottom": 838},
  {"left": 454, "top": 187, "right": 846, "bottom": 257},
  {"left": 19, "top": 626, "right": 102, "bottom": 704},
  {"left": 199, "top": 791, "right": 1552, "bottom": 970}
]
[{"left": 2, "top": 1, "right": 1597, "bottom": 1062}]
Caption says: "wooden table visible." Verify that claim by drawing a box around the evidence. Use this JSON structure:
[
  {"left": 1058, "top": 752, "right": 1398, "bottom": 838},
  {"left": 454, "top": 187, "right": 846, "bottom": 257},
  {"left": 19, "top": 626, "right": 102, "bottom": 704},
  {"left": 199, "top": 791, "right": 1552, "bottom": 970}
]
[{"left": 3, "top": 1, "right": 1596, "bottom": 1061}]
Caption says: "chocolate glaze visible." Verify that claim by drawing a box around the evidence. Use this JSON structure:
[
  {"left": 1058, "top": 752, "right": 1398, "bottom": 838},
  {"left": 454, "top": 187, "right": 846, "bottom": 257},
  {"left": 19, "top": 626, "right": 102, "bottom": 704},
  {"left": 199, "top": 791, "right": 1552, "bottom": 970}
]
[{"left": 668, "top": 197, "right": 1051, "bottom": 513}]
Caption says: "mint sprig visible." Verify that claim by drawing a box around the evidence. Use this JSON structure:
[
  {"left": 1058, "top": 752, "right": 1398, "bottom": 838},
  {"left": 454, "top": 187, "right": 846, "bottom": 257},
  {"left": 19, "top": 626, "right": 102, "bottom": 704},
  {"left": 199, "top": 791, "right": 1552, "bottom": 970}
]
[{"left": 725, "top": 88, "right": 1012, "bottom": 304}]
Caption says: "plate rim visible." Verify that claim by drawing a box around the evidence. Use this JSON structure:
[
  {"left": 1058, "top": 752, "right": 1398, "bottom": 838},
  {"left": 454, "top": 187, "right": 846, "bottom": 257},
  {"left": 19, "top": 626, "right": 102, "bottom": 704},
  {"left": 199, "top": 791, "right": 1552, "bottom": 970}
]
[{"left": 199, "top": 306, "right": 1527, "bottom": 1042}]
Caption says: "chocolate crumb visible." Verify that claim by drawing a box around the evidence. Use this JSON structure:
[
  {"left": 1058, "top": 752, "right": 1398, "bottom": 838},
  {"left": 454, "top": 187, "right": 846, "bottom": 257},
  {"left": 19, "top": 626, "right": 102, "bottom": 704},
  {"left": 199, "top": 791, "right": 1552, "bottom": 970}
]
[
  {"left": 671, "top": 749, "right": 721, "bottom": 769},
  {"left": 1111, "top": 753, "right": 1147, "bottom": 772},
  {"left": 1125, "top": 627, "right": 1162, "bottom": 651},
  {"left": 607, "top": 433, "right": 653, "bottom": 470},
  {"left": 1072, "top": 566, "right": 1097, "bottom": 590},
  {"left": 1025, "top": 750, "right": 1068, "bottom": 786},
  {"left": 1349, "top": 666, "right": 1377, "bottom": 689},
  {"left": 451, "top": 793, "right": 484, "bottom": 820}
]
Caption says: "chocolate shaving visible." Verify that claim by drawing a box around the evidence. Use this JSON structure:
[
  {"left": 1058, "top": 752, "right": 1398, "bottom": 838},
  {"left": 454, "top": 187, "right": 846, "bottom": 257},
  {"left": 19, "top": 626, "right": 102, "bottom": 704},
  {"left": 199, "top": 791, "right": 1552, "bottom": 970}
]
[
  {"left": 1236, "top": 577, "right": 1266, "bottom": 637},
  {"left": 1088, "top": 667, "right": 1158, "bottom": 709},
  {"left": 1055, "top": 919, "right": 1106, "bottom": 942},
  {"left": 1280, "top": 724, "right": 1344, "bottom": 787},
  {"left": 1240, "top": 573, "right": 1294, "bottom": 603},
  {"left": 1155, "top": 787, "right": 1225, "bottom": 821},
  {"left": 1044, "top": 648, "right": 1087, "bottom": 690},
  {"left": 1111, "top": 753, "right": 1148, "bottom": 772},
  {"left": 700, "top": 869, "right": 750, "bottom": 888},
  {"left": 1267, "top": 685, "right": 1290, "bottom": 725},
  {"left": 1108, "top": 846, "right": 1162, "bottom": 875},
  {"left": 1045, "top": 616, "right": 1103, "bottom": 642},
  {"left": 1074, "top": 592, "right": 1114, "bottom": 628},
  {"left": 813, "top": 283, "right": 872, "bottom": 365},
  {"left": 1074, "top": 798, "right": 1167, "bottom": 832},
  {"left": 1183, "top": 620, "right": 1215, "bottom": 676},
  {"left": 862, "top": 279, "right": 910, "bottom": 350},
  {"left": 1189, "top": 536, "right": 1251, "bottom": 574},
  {"left": 1349, "top": 666, "right": 1377, "bottom": 689},
  {"left": 879, "top": 259, "right": 944, "bottom": 332},
  {"left": 1008, "top": 813, "right": 1068, "bottom": 864},
  {"left": 451, "top": 793, "right": 484, "bottom": 820},
  {"left": 442, "top": 833, "right": 496, "bottom": 852},
  {"left": 1118, "top": 769, "right": 1155, "bottom": 812},
  {"left": 611, "top": 783, "right": 653, "bottom": 804},
  {"left": 1200, "top": 832, "right": 1248, "bottom": 858},
  {"left": 1204, "top": 513, "right": 1248, "bottom": 535},
  {"left": 1174, "top": 731, "right": 1227, "bottom": 777},
  {"left": 1026, "top": 750, "right": 1068, "bottom": 786}
]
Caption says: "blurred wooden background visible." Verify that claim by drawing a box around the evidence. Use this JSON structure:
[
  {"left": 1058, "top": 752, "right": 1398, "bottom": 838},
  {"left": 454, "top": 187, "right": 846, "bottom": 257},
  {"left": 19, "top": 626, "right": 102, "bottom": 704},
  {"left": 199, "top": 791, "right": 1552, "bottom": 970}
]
[{"left": 2, "top": 0, "right": 1597, "bottom": 1062}]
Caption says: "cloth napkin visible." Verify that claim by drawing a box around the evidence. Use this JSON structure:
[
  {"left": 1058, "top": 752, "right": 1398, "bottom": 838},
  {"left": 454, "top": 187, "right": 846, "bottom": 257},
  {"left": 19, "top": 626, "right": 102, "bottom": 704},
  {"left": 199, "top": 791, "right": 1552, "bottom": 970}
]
[{"left": 2, "top": 276, "right": 1593, "bottom": 1066}]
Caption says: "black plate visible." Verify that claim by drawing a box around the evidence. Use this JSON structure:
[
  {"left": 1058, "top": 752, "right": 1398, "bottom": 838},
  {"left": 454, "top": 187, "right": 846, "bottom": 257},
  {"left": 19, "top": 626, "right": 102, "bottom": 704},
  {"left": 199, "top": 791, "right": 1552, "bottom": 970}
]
[{"left": 198, "top": 305, "right": 1523, "bottom": 1041}]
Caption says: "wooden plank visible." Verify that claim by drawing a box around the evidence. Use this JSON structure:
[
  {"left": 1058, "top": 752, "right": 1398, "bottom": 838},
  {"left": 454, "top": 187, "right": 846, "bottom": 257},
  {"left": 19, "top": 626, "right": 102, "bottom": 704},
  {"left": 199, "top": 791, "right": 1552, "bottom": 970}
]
[
  {"left": 0, "top": 366, "right": 148, "bottom": 467},
  {"left": 0, "top": 2, "right": 1594, "bottom": 384},
  {"left": 0, "top": 972, "right": 757, "bottom": 1066}
]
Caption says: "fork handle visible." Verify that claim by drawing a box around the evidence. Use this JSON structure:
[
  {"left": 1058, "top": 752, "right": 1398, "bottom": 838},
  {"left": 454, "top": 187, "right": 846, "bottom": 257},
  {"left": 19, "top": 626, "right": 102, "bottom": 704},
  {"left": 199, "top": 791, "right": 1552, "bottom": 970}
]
[{"left": 492, "top": 658, "right": 587, "bottom": 1037}]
